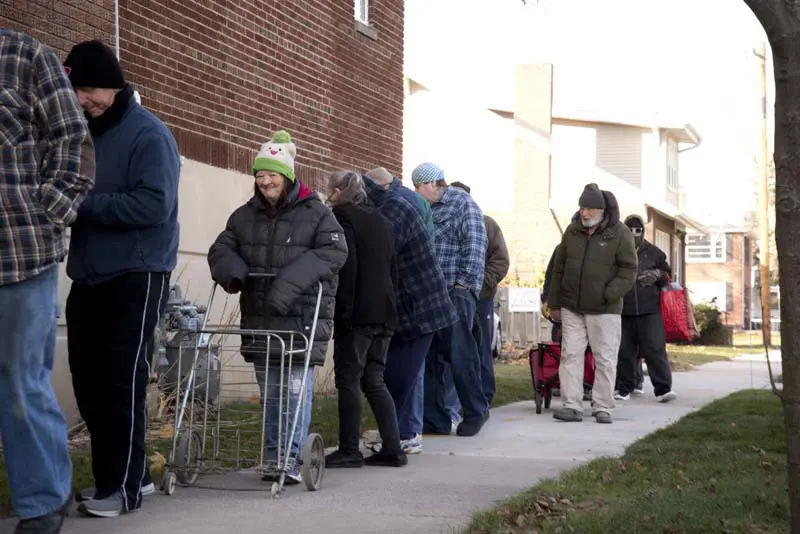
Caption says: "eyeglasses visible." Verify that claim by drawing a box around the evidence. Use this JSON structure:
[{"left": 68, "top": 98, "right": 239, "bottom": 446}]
[{"left": 630, "top": 227, "right": 644, "bottom": 236}]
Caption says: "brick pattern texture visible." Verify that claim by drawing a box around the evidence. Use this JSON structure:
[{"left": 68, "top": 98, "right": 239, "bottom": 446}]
[{"left": 2, "top": 1, "right": 405, "bottom": 190}]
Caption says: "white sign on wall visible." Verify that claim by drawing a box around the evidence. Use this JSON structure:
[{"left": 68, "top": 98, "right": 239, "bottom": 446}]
[{"left": 508, "top": 287, "right": 541, "bottom": 312}]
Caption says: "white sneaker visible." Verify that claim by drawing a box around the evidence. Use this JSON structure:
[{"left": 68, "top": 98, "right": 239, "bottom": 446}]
[
  {"left": 657, "top": 391, "right": 677, "bottom": 403},
  {"left": 450, "top": 417, "right": 463, "bottom": 434},
  {"left": 400, "top": 434, "right": 423, "bottom": 454},
  {"left": 77, "top": 482, "right": 155, "bottom": 503},
  {"left": 632, "top": 388, "right": 644, "bottom": 397},
  {"left": 613, "top": 391, "right": 630, "bottom": 401}
]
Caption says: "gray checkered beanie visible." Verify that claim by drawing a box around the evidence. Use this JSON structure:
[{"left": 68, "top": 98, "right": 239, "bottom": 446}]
[{"left": 411, "top": 162, "right": 445, "bottom": 185}]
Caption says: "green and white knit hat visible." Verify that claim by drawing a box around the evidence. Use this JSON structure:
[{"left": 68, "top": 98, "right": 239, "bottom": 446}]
[{"left": 253, "top": 130, "right": 296, "bottom": 181}]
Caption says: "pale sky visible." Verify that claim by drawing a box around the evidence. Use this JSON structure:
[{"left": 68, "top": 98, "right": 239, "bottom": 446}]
[{"left": 405, "top": 0, "right": 774, "bottom": 226}]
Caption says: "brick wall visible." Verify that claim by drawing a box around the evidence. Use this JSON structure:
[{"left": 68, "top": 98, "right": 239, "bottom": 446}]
[
  {"left": 2, "top": 1, "right": 405, "bottom": 190},
  {"left": 686, "top": 233, "right": 753, "bottom": 329},
  {"left": 1, "top": 1, "right": 114, "bottom": 56}
]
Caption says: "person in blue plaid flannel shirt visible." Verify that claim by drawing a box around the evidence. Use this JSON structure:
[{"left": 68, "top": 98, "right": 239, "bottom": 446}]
[
  {"left": 362, "top": 175, "right": 457, "bottom": 455},
  {"left": 412, "top": 162, "right": 490, "bottom": 437},
  {"left": 0, "top": 30, "right": 96, "bottom": 534}
]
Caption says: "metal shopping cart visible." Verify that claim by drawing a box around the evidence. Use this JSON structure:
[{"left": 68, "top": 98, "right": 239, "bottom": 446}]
[{"left": 160, "top": 273, "right": 326, "bottom": 498}]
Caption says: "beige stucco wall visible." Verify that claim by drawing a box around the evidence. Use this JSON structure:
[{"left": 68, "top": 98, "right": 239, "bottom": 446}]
[{"left": 51, "top": 158, "right": 336, "bottom": 425}]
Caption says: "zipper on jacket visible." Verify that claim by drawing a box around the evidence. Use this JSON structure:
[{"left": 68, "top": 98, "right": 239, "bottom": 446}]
[
  {"left": 263, "top": 217, "right": 278, "bottom": 324},
  {"left": 633, "top": 250, "right": 640, "bottom": 316},
  {"left": 576, "top": 232, "right": 592, "bottom": 310}
]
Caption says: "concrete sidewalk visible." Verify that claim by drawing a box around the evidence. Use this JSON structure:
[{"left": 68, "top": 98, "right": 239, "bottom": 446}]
[{"left": 2, "top": 356, "right": 779, "bottom": 534}]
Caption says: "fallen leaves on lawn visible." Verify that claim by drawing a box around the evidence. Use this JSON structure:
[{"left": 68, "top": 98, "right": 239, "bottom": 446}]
[{"left": 497, "top": 493, "right": 576, "bottom": 528}]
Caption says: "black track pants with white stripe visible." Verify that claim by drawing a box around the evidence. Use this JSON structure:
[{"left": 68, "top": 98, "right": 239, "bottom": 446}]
[{"left": 67, "top": 272, "right": 169, "bottom": 511}]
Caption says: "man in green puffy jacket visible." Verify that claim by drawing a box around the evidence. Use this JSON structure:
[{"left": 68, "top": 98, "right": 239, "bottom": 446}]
[{"left": 548, "top": 184, "right": 637, "bottom": 424}]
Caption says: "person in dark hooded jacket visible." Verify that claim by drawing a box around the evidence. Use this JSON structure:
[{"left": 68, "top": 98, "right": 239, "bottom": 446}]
[
  {"left": 362, "top": 175, "right": 457, "bottom": 455},
  {"left": 323, "top": 171, "right": 407, "bottom": 469},
  {"left": 614, "top": 215, "right": 677, "bottom": 403},
  {"left": 207, "top": 130, "right": 347, "bottom": 484},
  {"left": 548, "top": 184, "right": 637, "bottom": 424}
]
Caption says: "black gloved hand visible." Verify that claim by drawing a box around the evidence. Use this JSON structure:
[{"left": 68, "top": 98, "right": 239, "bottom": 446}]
[{"left": 637, "top": 269, "right": 660, "bottom": 287}]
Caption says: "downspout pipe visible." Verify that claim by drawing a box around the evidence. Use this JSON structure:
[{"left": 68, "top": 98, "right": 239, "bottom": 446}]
[
  {"left": 114, "top": 0, "right": 120, "bottom": 59},
  {"left": 114, "top": 1, "right": 142, "bottom": 105}
]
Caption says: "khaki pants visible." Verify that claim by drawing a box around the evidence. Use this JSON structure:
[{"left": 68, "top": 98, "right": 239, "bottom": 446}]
[{"left": 559, "top": 308, "right": 621, "bottom": 413}]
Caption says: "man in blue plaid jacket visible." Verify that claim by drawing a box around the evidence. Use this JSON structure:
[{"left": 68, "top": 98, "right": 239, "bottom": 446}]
[
  {"left": 412, "top": 162, "right": 490, "bottom": 437},
  {"left": 0, "top": 30, "right": 96, "bottom": 534},
  {"left": 364, "top": 176, "right": 457, "bottom": 455}
]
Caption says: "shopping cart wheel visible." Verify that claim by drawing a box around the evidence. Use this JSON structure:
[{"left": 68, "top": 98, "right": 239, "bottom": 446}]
[
  {"left": 162, "top": 470, "right": 177, "bottom": 496},
  {"left": 301, "top": 433, "right": 325, "bottom": 491},
  {"left": 175, "top": 430, "right": 202, "bottom": 486},
  {"left": 534, "top": 390, "right": 543, "bottom": 414}
]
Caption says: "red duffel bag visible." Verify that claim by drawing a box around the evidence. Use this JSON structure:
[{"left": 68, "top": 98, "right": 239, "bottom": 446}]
[{"left": 660, "top": 278, "right": 699, "bottom": 342}]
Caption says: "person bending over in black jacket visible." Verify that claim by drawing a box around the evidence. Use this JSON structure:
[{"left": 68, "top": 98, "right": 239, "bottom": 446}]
[{"left": 324, "top": 171, "right": 407, "bottom": 469}]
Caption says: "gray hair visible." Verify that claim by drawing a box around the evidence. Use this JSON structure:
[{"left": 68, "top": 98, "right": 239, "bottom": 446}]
[{"left": 327, "top": 170, "right": 367, "bottom": 206}]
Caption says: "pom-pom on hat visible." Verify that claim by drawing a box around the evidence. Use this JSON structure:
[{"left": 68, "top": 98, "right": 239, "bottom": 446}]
[{"left": 253, "top": 130, "right": 296, "bottom": 182}]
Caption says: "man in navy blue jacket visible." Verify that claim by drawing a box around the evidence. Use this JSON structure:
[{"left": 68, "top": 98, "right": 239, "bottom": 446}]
[{"left": 63, "top": 40, "right": 180, "bottom": 518}]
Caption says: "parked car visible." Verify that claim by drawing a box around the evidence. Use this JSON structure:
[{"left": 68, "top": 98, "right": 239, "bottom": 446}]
[{"left": 492, "top": 303, "right": 502, "bottom": 358}]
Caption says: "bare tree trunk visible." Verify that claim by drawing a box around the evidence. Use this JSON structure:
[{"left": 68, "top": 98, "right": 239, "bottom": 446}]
[{"left": 743, "top": 2, "right": 800, "bottom": 532}]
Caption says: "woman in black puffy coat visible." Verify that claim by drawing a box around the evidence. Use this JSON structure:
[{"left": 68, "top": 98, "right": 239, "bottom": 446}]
[{"left": 208, "top": 130, "right": 347, "bottom": 484}]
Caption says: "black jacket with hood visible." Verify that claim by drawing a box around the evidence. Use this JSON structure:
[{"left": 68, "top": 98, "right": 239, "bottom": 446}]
[
  {"left": 549, "top": 190, "right": 638, "bottom": 315},
  {"left": 621, "top": 214, "right": 672, "bottom": 316},
  {"left": 331, "top": 201, "right": 399, "bottom": 334},
  {"left": 208, "top": 180, "right": 348, "bottom": 366}
]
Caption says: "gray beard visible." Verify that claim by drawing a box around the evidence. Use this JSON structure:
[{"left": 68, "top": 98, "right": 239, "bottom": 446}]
[{"left": 581, "top": 214, "right": 603, "bottom": 228}]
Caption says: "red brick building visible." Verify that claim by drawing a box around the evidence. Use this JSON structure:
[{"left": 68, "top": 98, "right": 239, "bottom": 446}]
[
  {"left": 685, "top": 228, "right": 755, "bottom": 329},
  {"left": 2, "top": 0, "right": 405, "bottom": 421},
  {"left": 2, "top": 0, "right": 405, "bottom": 186}
]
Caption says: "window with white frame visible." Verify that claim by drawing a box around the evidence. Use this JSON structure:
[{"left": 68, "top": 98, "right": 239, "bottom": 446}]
[
  {"left": 686, "top": 232, "right": 728, "bottom": 263},
  {"left": 355, "top": 0, "right": 369, "bottom": 24},
  {"left": 666, "top": 138, "right": 679, "bottom": 191},
  {"left": 654, "top": 229, "right": 671, "bottom": 258},
  {"left": 672, "top": 235, "right": 683, "bottom": 285}
]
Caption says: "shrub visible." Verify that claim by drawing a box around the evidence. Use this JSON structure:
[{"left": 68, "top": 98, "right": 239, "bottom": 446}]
[{"left": 694, "top": 302, "right": 723, "bottom": 336}]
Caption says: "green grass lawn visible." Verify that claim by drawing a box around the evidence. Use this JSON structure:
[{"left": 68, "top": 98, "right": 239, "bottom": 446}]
[
  {"left": 666, "top": 343, "right": 753, "bottom": 369},
  {"left": 0, "top": 362, "right": 537, "bottom": 518},
  {"left": 466, "top": 389, "right": 788, "bottom": 534},
  {"left": 733, "top": 330, "right": 781, "bottom": 349}
]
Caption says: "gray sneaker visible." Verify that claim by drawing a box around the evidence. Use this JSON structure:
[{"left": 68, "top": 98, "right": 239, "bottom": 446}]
[
  {"left": 77, "top": 482, "right": 155, "bottom": 503},
  {"left": 553, "top": 408, "right": 582, "bottom": 422},
  {"left": 593, "top": 411, "right": 613, "bottom": 424},
  {"left": 78, "top": 492, "right": 128, "bottom": 518}
]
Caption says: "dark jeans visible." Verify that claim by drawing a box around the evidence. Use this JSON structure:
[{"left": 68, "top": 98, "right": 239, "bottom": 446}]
[
  {"left": 333, "top": 326, "right": 401, "bottom": 455},
  {"left": 476, "top": 297, "right": 496, "bottom": 405},
  {"left": 617, "top": 313, "right": 673, "bottom": 396},
  {"left": 635, "top": 357, "right": 644, "bottom": 390},
  {"left": 424, "top": 288, "right": 487, "bottom": 433},
  {"left": 384, "top": 333, "right": 434, "bottom": 441},
  {"left": 67, "top": 272, "right": 169, "bottom": 511}
]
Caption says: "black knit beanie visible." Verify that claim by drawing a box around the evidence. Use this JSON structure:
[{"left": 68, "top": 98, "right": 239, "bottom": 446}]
[
  {"left": 578, "top": 183, "right": 606, "bottom": 210},
  {"left": 64, "top": 40, "right": 126, "bottom": 89}
]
